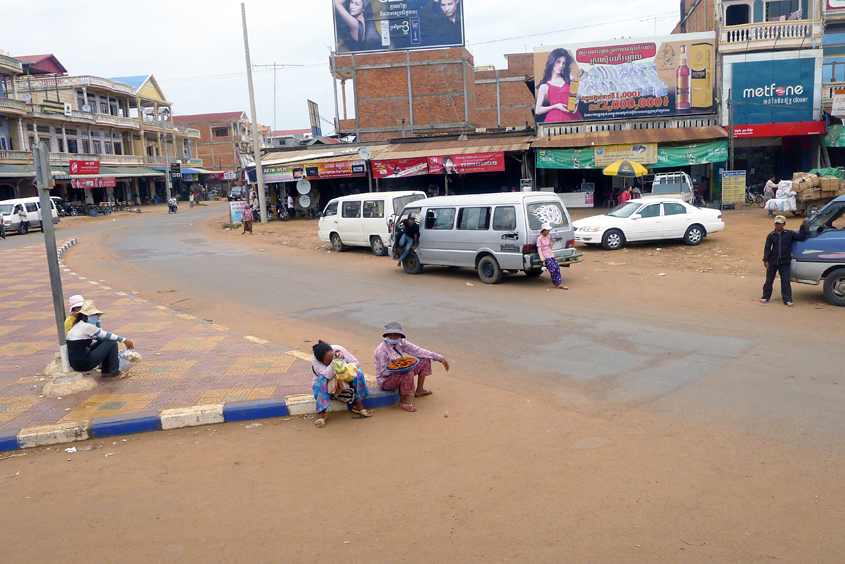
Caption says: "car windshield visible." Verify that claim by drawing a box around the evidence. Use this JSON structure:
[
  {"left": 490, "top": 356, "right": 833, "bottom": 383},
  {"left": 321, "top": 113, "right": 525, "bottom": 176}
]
[
  {"left": 651, "top": 183, "right": 684, "bottom": 194},
  {"left": 606, "top": 201, "right": 641, "bottom": 218},
  {"left": 0, "top": 204, "right": 13, "bottom": 215}
]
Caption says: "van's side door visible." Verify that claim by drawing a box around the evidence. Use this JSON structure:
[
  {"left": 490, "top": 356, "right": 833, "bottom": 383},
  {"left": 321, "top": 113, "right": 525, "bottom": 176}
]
[
  {"left": 338, "top": 200, "right": 363, "bottom": 244},
  {"left": 454, "top": 206, "right": 492, "bottom": 267},
  {"left": 420, "top": 207, "right": 456, "bottom": 264},
  {"left": 25, "top": 202, "right": 39, "bottom": 227},
  {"left": 361, "top": 199, "right": 386, "bottom": 244}
]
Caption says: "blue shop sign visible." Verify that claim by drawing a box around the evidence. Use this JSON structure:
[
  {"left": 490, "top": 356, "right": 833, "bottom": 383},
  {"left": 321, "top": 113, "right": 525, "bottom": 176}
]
[{"left": 731, "top": 58, "right": 815, "bottom": 125}]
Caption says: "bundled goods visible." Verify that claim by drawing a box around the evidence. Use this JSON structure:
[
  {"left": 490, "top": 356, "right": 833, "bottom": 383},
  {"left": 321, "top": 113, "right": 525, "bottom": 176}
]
[
  {"left": 820, "top": 177, "right": 840, "bottom": 194},
  {"left": 119, "top": 349, "right": 142, "bottom": 363},
  {"left": 793, "top": 172, "right": 810, "bottom": 182},
  {"left": 811, "top": 175, "right": 822, "bottom": 188},
  {"left": 799, "top": 188, "right": 821, "bottom": 202},
  {"left": 331, "top": 358, "right": 358, "bottom": 382},
  {"left": 386, "top": 357, "right": 417, "bottom": 371},
  {"left": 794, "top": 176, "right": 816, "bottom": 193}
]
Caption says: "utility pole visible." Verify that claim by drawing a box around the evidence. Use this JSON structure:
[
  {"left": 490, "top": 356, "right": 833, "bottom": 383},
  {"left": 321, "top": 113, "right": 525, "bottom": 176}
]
[
  {"left": 727, "top": 93, "right": 735, "bottom": 170},
  {"left": 253, "top": 62, "right": 304, "bottom": 131},
  {"left": 242, "top": 3, "right": 267, "bottom": 223},
  {"left": 331, "top": 50, "right": 341, "bottom": 138},
  {"left": 162, "top": 117, "right": 171, "bottom": 200}
]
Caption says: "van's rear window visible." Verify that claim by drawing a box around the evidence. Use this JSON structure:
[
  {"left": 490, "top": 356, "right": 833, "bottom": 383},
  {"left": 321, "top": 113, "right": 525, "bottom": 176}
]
[{"left": 527, "top": 202, "right": 568, "bottom": 230}]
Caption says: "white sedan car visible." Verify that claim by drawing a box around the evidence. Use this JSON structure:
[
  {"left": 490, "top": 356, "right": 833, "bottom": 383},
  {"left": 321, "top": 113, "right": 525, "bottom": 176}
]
[{"left": 573, "top": 198, "right": 724, "bottom": 250}]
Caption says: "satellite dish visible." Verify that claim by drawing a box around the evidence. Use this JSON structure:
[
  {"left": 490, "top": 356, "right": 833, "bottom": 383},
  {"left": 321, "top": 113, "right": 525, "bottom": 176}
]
[
  {"left": 296, "top": 177, "right": 311, "bottom": 194},
  {"left": 81, "top": 104, "right": 91, "bottom": 112},
  {"left": 358, "top": 147, "right": 371, "bottom": 161},
  {"left": 298, "top": 194, "right": 311, "bottom": 208},
  {"left": 22, "top": 93, "right": 32, "bottom": 102}
]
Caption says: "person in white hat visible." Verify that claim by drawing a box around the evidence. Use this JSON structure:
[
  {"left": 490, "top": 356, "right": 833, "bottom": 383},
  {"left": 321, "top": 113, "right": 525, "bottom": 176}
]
[
  {"left": 64, "top": 295, "right": 85, "bottom": 336},
  {"left": 537, "top": 223, "right": 568, "bottom": 290},
  {"left": 66, "top": 300, "right": 134, "bottom": 378}
]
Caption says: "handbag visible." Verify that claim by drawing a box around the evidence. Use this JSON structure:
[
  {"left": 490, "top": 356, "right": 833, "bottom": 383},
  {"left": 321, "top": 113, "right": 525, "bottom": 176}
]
[{"left": 313, "top": 366, "right": 356, "bottom": 404}]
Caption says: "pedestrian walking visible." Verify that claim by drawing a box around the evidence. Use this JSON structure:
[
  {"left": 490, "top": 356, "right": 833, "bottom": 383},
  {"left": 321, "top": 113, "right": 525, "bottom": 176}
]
[
  {"left": 287, "top": 193, "right": 295, "bottom": 219},
  {"left": 241, "top": 205, "right": 254, "bottom": 234},
  {"left": 1, "top": 212, "right": 6, "bottom": 239},
  {"left": 537, "top": 223, "right": 568, "bottom": 290},
  {"left": 189, "top": 193, "right": 195, "bottom": 208},
  {"left": 761, "top": 215, "right": 807, "bottom": 307},
  {"left": 311, "top": 340, "right": 372, "bottom": 428},
  {"left": 66, "top": 301, "right": 134, "bottom": 379},
  {"left": 374, "top": 322, "right": 449, "bottom": 412}
]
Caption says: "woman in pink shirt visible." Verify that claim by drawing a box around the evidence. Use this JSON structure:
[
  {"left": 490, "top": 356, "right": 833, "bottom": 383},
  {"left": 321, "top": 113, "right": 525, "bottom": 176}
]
[{"left": 537, "top": 223, "right": 568, "bottom": 290}]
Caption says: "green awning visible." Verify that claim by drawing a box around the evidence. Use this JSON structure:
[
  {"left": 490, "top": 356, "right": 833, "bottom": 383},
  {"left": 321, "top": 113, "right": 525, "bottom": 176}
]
[
  {"left": 821, "top": 124, "right": 845, "bottom": 148},
  {"left": 537, "top": 140, "right": 728, "bottom": 170}
]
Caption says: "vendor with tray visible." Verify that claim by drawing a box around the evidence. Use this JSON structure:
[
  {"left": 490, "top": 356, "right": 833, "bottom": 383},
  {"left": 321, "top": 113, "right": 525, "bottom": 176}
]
[{"left": 374, "top": 322, "right": 450, "bottom": 413}]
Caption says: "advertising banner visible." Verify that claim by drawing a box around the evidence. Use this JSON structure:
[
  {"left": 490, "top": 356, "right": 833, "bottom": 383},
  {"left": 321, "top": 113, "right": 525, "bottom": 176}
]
[
  {"left": 536, "top": 148, "right": 596, "bottom": 169},
  {"left": 829, "top": 0, "right": 845, "bottom": 9},
  {"left": 732, "top": 121, "right": 826, "bottom": 138},
  {"left": 262, "top": 160, "right": 366, "bottom": 182},
  {"left": 534, "top": 32, "right": 715, "bottom": 125},
  {"left": 263, "top": 165, "right": 298, "bottom": 183},
  {"left": 372, "top": 158, "right": 430, "bottom": 178},
  {"left": 821, "top": 124, "right": 845, "bottom": 147},
  {"left": 593, "top": 143, "right": 657, "bottom": 166},
  {"left": 69, "top": 159, "right": 99, "bottom": 175},
  {"left": 333, "top": 0, "right": 464, "bottom": 54},
  {"left": 832, "top": 88, "right": 845, "bottom": 117},
  {"left": 97, "top": 178, "right": 116, "bottom": 188},
  {"left": 229, "top": 201, "right": 248, "bottom": 223},
  {"left": 427, "top": 152, "right": 505, "bottom": 175},
  {"left": 652, "top": 140, "right": 728, "bottom": 168},
  {"left": 731, "top": 58, "right": 815, "bottom": 125},
  {"left": 721, "top": 171, "right": 746, "bottom": 205}
]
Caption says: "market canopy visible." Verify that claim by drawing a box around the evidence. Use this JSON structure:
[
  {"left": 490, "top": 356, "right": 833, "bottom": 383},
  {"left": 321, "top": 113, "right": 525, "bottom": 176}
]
[{"left": 602, "top": 160, "right": 648, "bottom": 177}]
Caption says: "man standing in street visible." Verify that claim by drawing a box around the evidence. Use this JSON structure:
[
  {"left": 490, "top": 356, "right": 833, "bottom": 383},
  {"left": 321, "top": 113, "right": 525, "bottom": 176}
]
[
  {"left": 761, "top": 215, "right": 806, "bottom": 307},
  {"left": 287, "top": 193, "right": 295, "bottom": 220},
  {"left": 16, "top": 204, "right": 28, "bottom": 234}
]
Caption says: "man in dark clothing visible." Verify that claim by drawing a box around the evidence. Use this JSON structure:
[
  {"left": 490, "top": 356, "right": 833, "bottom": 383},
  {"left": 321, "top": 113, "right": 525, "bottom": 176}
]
[
  {"left": 424, "top": 0, "right": 462, "bottom": 46},
  {"left": 396, "top": 213, "right": 420, "bottom": 266},
  {"left": 762, "top": 215, "right": 807, "bottom": 306}
]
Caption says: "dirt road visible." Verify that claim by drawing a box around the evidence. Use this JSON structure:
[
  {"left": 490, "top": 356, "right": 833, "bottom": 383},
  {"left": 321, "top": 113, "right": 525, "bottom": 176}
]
[{"left": 4, "top": 202, "right": 840, "bottom": 563}]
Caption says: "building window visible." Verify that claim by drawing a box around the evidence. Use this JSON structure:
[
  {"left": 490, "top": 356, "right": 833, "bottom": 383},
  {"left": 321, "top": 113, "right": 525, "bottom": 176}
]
[
  {"left": 213, "top": 127, "right": 230, "bottom": 138},
  {"left": 725, "top": 4, "right": 750, "bottom": 26},
  {"left": 82, "top": 140, "right": 90, "bottom": 154},
  {"left": 824, "top": 59, "right": 845, "bottom": 83},
  {"left": 67, "top": 139, "right": 78, "bottom": 153},
  {"left": 0, "top": 134, "right": 8, "bottom": 150},
  {"left": 93, "top": 141, "right": 102, "bottom": 154},
  {"left": 57, "top": 138, "right": 64, "bottom": 152},
  {"left": 105, "top": 142, "right": 112, "bottom": 155},
  {"left": 114, "top": 143, "right": 122, "bottom": 155},
  {"left": 766, "top": 0, "right": 800, "bottom": 20}
]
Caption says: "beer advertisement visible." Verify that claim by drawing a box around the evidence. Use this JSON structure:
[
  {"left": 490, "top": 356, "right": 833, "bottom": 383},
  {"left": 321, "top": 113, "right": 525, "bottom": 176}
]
[{"left": 533, "top": 32, "right": 715, "bottom": 125}]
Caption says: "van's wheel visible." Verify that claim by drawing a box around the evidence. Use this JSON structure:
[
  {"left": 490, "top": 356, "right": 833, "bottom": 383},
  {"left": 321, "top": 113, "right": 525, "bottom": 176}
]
[
  {"left": 330, "top": 233, "right": 346, "bottom": 252},
  {"left": 823, "top": 268, "right": 845, "bottom": 306},
  {"left": 403, "top": 251, "right": 423, "bottom": 274},
  {"left": 683, "top": 224, "right": 705, "bottom": 246},
  {"left": 478, "top": 255, "right": 503, "bottom": 284},
  {"left": 601, "top": 229, "right": 624, "bottom": 250},
  {"left": 523, "top": 269, "right": 543, "bottom": 277},
  {"left": 20, "top": 223, "right": 28, "bottom": 235},
  {"left": 370, "top": 236, "right": 387, "bottom": 256}
]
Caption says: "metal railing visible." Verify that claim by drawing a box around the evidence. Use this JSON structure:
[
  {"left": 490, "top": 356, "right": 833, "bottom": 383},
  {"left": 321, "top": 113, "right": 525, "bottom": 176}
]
[
  {"left": 721, "top": 20, "right": 817, "bottom": 46},
  {"left": 146, "top": 155, "right": 164, "bottom": 164},
  {"left": 0, "top": 97, "right": 27, "bottom": 112},
  {"left": 0, "top": 150, "right": 33, "bottom": 163},
  {"left": 0, "top": 53, "right": 23, "bottom": 73},
  {"left": 48, "top": 152, "right": 146, "bottom": 166},
  {"left": 13, "top": 75, "right": 135, "bottom": 96}
]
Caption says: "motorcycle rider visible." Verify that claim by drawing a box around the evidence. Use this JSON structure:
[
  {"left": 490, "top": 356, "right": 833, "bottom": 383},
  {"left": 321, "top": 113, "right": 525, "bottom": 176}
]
[{"left": 168, "top": 196, "right": 178, "bottom": 214}]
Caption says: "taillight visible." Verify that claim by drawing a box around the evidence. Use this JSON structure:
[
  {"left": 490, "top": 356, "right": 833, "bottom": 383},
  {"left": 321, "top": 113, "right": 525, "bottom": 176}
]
[
  {"left": 522, "top": 245, "right": 535, "bottom": 254},
  {"left": 717, "top": 214, "right": 722, "bottom": 219},
  {"left": 565, "top": 239, "right": 575, "bottom": 248}
]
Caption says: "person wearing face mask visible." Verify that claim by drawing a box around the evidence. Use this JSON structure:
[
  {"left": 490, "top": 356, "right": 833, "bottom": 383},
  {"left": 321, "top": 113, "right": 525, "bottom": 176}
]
[
  {"left": 66, "top": 300, "right": 134, "bottom": 379},
  {"left": 374, "top": 322, "right": 449, "bottom": 412}
]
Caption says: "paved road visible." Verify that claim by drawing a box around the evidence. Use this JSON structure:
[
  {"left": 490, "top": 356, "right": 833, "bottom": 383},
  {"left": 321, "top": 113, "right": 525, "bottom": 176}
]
[{"left": 88, "top": 204, "right": 845, "bottom": 452}]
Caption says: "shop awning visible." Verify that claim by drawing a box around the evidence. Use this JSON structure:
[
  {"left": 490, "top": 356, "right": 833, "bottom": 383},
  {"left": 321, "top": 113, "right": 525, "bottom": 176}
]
[
  {"left": 151, "top": 167, "right": 204, "bottom": 175},
  {"left": 0, "top": 164, "right": 36, "bottom": 178},
  {"left": 261, "top": 149, "right": 371, "bottom": 167},
  {"left": 532, "top": 126, "right": 727, "bottom": 149},
  {"left": 52, "top": 166, "right": 165, "bottom": 179},
  {"left": 537, "top": 140, "right": 728, "bottom": 170},
  {"left": 376, "top": 136, "right": 534, "bottom": 160}
]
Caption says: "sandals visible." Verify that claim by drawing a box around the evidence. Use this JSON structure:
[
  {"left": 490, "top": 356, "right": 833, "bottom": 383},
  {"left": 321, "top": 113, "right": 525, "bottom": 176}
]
[
  {"left": 101, "top": 371, "right": 131, "bottom": 380},
  {"left": 315, "top": 418, "right": 326, "bottom": 428},
  {"left": 398, "top": 403, "right": 417, "bottom": 412},
  {"left": 786, "top": 302, "right": 794, "bottom": 307},
  {"left": 351, "top": 408, "right": 373, "bottom": 417},
  {"left": 414, "top": 389, "right": 433, "bottom": 397}
]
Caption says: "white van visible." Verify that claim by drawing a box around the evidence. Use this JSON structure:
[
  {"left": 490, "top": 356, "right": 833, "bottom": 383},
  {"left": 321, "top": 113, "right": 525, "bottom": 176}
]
[
  {"left": 0, "top": 196, "right": 60, "bottom": 234},
  {"left": 389, "top": 192, "right": 581, "bottom": 284},
  {"left": 318, "top": 191, "right": 426, "bottom": 255}
]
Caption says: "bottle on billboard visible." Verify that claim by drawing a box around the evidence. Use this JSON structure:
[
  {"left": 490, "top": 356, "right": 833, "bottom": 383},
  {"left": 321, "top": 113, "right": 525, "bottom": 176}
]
[
  {"left": 411, "top": 17, "right": 421, "bottom": 45},
  {"left": 690, "top": 42, "right": 713, "bottom": 109},
  {"left": 568, "top": 78, "right": 579, "bottom": 112},
  {"left": 676, "top": 45, "right": 691, "bottom": 111}
]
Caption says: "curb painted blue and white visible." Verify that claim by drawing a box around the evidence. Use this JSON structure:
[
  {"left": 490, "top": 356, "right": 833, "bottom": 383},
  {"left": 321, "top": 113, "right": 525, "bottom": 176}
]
[
  {"left": 0, "top": 238, "right": 400, "bottom": 452},
  {"left": 0, "top": 389, "right": 399, "bottom": 452}
]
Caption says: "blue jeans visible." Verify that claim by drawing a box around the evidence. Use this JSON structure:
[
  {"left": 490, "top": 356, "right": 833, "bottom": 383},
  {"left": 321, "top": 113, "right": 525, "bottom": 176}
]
[{"left": 398, "top": 234, "right": 414, "bottom": 261}]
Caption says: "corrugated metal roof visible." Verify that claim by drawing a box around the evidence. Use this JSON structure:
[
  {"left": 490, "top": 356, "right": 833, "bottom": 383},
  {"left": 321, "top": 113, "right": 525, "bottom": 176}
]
[
  {"left": 532, "top": 126, "right": 727, "bottom": 149},
  {"left": 376, "top": 136, "right": 534, "bottom": 160},
  {"left": 261, "top": 149, "right": 372, "bottom": 167}
]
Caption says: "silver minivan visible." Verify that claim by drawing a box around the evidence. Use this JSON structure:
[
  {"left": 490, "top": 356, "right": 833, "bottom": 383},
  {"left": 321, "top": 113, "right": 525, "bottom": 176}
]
[{"left": 390, "top": 192, "right": 581, "bottom": 284}]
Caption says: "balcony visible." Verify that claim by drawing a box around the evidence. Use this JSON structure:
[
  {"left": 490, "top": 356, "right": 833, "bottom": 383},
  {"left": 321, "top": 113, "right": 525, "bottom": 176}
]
[
  {"left": 0, "top": 96, "right": 26, "bottom": 116},
  {"left": 0, "top": 53, "right": 23, "bottom": 76},
  {"left": 47, "top": 153, "right": 146, "bottom": 167},
  {"left": 720, "top": 20, "right": 822, "bottom": 53},
  {"left": 0, "top": 150, "right": 33, "bottom": 164},
  {"left": 92, "top": 113, "right": 140, "bottom": 129},
  {"left": 146, "top": 155, "right": 164, "bottom": 164},
  {"left": 13, "top": 75, "right": 135, "bottom": 96}
]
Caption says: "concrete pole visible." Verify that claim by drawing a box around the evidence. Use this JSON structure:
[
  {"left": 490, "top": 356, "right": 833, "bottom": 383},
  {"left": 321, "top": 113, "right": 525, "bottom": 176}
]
[
  {"left": 163, "top": 120, "right": 171, "bottom": 200},
  {"left": 33, "top": 142, "right": 69, "bottom": 373},
  {"left": 241, "top": 2, "right": 267, "bottom": 223},
  {"left": 331, "top": 51, "right": 341, "bottom": 136}
]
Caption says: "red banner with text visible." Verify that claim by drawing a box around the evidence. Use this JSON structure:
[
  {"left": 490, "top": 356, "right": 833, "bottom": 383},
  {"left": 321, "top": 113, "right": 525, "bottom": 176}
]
[
  {"left": 372, "top": 158, "right": 430, "bottom": 178},
  {"left": 69, "top": 160, "right": 100, "bottom": 175},
  {"left": 427, "top": 152, "right": 506, "bottom": 175}
]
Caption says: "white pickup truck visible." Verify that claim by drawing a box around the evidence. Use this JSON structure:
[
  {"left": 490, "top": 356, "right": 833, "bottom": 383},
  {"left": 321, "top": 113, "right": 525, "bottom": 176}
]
[{"left": 643, "top": 172, "right": 694, "bottom": 204}]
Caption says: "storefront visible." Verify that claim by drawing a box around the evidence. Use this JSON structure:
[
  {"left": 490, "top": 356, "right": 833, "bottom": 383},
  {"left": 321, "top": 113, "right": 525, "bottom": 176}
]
[
  {"left": 533, "top": 127, "right": 728, "bottom": 206},
  {"left": 721, "top": 50, "right": 825, "bottom": 185}
]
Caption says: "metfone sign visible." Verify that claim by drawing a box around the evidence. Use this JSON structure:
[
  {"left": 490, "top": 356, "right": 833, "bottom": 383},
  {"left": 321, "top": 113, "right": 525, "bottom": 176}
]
[
  {"left": 69, "top": 159, "right": 99, "bottom": 175},
  {"left": 731, "top": 58, "right": 815, "bottom": 126}
]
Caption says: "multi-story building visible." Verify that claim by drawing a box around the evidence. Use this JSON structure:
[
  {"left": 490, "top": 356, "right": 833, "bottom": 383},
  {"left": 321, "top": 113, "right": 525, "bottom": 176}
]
[
  {"left": 172, "top": 112, "right": 254, "bottom": 173},
  {"left": 473, "top": 54, "right": 535, "bottom": 131},
  {"left": 267, "top": 128, "right": 312, "bottom": 147},
  {"left": 0, "top": 52, "right": 202, "bottom": 202}
]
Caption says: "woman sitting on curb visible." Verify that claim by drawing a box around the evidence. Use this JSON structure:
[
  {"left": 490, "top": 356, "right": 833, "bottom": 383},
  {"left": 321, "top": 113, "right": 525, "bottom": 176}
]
[
  {"left": 374, "top": 322, "right": 449, "bottom": 412},
  {"left": 66, "top": 301, "right": 134, "bottom": 379},
  {"left": 311, "top": 340, "right": 372, "bottom": 428}
]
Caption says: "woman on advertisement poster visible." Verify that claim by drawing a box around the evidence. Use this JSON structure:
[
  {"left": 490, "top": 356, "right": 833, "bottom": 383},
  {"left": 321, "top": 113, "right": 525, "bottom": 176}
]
[
  {"left": 334, "top": 0, "right": 380, "bottom": 51},
  {"left": 535, "top": 48, "right": 583, "bottom": 124}
]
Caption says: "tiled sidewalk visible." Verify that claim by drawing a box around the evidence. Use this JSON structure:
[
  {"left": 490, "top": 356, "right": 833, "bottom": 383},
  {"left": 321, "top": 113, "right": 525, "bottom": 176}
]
[{"left": 0, "top": 241, "right": 316, "bottom": 432}]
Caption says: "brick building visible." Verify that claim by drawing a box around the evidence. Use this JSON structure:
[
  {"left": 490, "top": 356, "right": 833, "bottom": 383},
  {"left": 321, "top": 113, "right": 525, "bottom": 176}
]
[
  {"left": 473, "top": 53, "right": 535, "bottom": 130},
  {"left": 672, "top": 0, "right": 717, "bottom": 33},
  {"left": 172, "top": 111, "right": 253, "bottom": 173},
  {"left": 335, "top": 47, "right": 477, "bottom": 142}
]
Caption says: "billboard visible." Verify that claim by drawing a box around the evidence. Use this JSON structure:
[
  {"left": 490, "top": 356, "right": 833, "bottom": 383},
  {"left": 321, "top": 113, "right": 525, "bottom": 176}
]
[
  {"left": 372, "top": 158, "right": 430, "bottom": 178},
  {"left": 731, "top": 58, "right": 816, "bottom": 125},
  {"left": 333, "top": 0, "right": 464, "bottom": 54},
  {"left": 261, "top": 160, "right": 366, "bottom": 183},
  {"left": 533, "top": 32, "right": 715, "bottom": 125},
  {"left": 428, "top": 153, "right": 505, "bottom": 175}
]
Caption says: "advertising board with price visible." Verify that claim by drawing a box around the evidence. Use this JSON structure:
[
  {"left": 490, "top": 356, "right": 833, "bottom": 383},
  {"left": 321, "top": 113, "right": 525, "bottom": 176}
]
[{"left": 534, "top": 32, "right": 715, "bottom": 125}]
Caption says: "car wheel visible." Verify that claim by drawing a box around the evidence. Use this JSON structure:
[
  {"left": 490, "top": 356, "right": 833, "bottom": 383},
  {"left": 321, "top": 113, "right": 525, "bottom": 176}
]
[
  {"left": 478, "top": 255, "right": 503, "bottom": 284},
  {"left": 601, "top": 229, "right": 624, "bottom": 250},
  {"left": 823, "top": 268, "right": 845, "bottom": 307},
  {"left": 330, "top": 233, "right": 345, "bottom": 252},
  {"left": 684, "top": 224, "right": 705, "bottom": 246},
  {"left": 523, "top": 269, "right": 543, "bottom": 277},
  {"left": 370, "top": 236, "right": 387, "bottom": 256},
  {"left": 403, "top": 251, "right": 424, "bottom": 274}
]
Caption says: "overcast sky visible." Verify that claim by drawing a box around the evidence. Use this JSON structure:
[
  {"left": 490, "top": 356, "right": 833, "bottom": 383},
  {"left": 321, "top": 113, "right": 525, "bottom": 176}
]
[{"left": 3, "top": 0, "right": 680, "bottom": 133}]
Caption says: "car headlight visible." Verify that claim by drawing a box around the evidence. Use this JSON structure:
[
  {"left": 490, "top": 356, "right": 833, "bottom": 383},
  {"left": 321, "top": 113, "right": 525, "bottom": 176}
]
[{"left": 577, "top": 226, "right": 600, "bottom": 232}]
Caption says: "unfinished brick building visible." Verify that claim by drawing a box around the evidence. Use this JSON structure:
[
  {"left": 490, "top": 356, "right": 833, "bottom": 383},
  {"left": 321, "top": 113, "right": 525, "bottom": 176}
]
[{"left": 473, "top": 53, "right": 535, "bottom": 131}]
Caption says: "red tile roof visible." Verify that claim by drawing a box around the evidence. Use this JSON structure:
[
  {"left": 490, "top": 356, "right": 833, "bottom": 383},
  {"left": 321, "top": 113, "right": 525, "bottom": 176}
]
[
  {"left": 271, "top": 129, "right": 311, "bottom": 136},
  {"left": 15, "top": 54, "right": 67, "bottom": 75},
  {"left": 173, "top": 111, "right": 247, "bottom": 124}
]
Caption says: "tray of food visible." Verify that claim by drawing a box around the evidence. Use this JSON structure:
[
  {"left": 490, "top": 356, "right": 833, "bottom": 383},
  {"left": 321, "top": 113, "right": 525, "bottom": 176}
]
[{"left": 386, "top": 356, "right": 419, "bottom": 373}]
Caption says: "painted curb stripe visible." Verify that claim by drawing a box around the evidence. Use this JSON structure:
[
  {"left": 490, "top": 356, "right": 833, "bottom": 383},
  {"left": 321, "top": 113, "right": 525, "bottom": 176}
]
[
  {"left": 0, "top": 429, "right": 19, "bottom": 452},
  {"left": 90, "top": 411, "right": 161, "bottom": 438},
  {"left": 222, "top": 398, "right": 290, "bottom": 422}
]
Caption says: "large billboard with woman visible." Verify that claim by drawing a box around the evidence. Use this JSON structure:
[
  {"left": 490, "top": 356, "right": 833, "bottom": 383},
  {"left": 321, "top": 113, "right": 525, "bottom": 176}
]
[
  {"left": 333, "top": 0, "right": 464, "bottom": 53},
  {"left": 534, "top": 32, "right": 715, "bottom": 125}
]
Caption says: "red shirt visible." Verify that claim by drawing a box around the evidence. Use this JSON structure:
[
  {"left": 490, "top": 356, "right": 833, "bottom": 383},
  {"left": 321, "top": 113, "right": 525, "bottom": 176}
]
[{"left": 619, "top": 191, "right": 632, "bottom": 203}]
